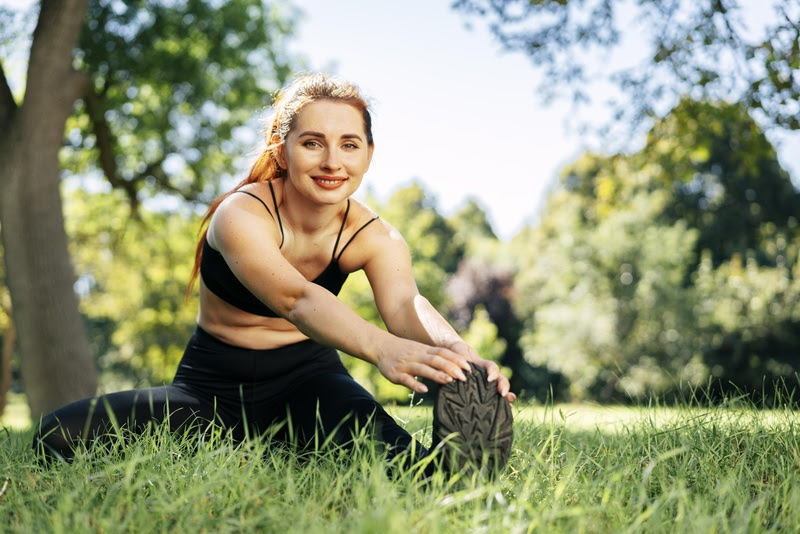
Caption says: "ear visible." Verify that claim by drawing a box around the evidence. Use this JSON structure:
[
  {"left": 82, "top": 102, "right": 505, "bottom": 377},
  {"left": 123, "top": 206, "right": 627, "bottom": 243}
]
[
  {"left": 271, "top": 134, "right": 287, "bottom": 169},
  {"left": 366, "top": 144, "right": 375, "bottom": 169}
]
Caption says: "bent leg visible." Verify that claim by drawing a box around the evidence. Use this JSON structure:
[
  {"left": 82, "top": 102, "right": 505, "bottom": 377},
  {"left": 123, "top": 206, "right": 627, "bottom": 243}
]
[
  {"left": 33, "top": 385, "right": 216, "bottom": 461},
  {"left": 278, "top": 372, "right": 427, "bottom": 462}
]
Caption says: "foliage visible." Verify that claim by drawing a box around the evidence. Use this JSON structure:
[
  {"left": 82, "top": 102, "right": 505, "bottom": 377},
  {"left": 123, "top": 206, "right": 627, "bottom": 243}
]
[
  {"left": 515, "top": 185, "right": 702, "bottom": 400},
  {"left": 377, "top": 182, "right": 465, "bottom": 296},
  {"left": 447, "top": 197, "right": 498, "bottom": 257},
  {"left": 5, "top": 396, "right": 800, "bottom": 532},
  {"left": 453, "top": 0, "right": 800, "bottom": 135},
  {"left": 693, "top": 252, "right": 800, "bottom": 396},
  {"left": 63, "top": 185, "right": 200, "bottom": 388},
  {"left": 461, "top": 305, "right": 507, "bottom": 365},
  {"left": 514, "top": 99, "right": 800, "bottom": 401},
  {"left": 644, "top": 98, "right": 800, "bottom": 266},
  {"left": 62, "top": 0, "right": 298, "bottom": 209}
]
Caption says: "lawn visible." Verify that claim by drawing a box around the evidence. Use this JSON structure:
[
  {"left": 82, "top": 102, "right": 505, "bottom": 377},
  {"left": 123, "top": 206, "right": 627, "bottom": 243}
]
[{"left": 1, "top": 394, "right": 798, "bottom": 533}]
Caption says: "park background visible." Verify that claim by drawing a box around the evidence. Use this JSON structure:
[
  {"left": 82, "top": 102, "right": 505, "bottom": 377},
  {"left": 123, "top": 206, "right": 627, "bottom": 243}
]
[{"left": 1, "top": 0, "right": 800, "bottom": 423}]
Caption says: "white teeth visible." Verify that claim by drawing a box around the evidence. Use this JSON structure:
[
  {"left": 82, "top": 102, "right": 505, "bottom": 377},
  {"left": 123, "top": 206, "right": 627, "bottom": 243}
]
[{"left": 317, "top": 178, "right": 341, "bottom": 185}]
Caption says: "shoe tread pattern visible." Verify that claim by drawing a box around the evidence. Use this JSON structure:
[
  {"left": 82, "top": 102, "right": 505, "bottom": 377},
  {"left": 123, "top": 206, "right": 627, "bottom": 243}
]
[{"left": 432, "top": 363, "right": 513, "bottom": 476}]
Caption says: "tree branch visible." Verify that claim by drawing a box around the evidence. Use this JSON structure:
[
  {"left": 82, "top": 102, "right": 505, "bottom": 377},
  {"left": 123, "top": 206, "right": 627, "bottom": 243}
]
[
  {"left": 84, "top": 86, "right": 193, "bottom": 213},
  {"left": 0, "top": 59, "right": 18, "bottom": 128},
  {"left": 138, "top": 157, "right": 192, "bottom": 199},
  {"left": 83, "top": 87, "right": 141, "bottom": 215},
  {"left": 67, "top": 70, "right": 93, "bottom": 108}
]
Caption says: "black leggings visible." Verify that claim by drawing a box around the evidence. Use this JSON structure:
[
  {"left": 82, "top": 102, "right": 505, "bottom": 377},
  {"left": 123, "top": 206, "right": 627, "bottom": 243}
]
[{"left": 34, "top": 326, "right": 426, "bottom": 464}]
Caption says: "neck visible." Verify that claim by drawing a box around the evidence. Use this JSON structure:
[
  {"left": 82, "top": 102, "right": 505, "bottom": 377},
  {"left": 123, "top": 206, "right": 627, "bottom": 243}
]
[{"left": 280, "top": 180, "right": 347, "bottom": 235}]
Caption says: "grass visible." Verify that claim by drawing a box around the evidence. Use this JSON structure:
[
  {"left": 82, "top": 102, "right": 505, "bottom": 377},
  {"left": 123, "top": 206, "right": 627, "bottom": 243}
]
[{"left": 1, "top": 395, "right": 799, "bottom": 533}]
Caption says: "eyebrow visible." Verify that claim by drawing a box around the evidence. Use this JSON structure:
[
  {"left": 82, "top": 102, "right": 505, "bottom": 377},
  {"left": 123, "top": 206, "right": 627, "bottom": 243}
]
[{"left": 298, "top": 131, "right": 364, "bottom": 142}]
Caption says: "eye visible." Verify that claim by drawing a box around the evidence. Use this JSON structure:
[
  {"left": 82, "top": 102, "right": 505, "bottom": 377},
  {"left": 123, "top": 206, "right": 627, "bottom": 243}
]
[
  {"left": 303, "top": 140, "right": 321, "bottom": 148},
  {"left": 342, "top": 142, "right": 359, "bottom": 150}
]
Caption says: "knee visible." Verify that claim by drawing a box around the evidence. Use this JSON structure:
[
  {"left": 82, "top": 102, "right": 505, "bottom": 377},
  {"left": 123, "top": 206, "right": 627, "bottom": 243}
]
[{"left": 32, "top": 412, "right": 74, "bottom": 462}]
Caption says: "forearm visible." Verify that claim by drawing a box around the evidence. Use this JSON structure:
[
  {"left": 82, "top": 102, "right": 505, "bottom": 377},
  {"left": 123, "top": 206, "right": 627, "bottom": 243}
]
[
  {"left": 386, "top": 294, "right": 463, "bottom": 349},
  {"left": 286, "top": 283, "right": 391, "bottom": 364}
]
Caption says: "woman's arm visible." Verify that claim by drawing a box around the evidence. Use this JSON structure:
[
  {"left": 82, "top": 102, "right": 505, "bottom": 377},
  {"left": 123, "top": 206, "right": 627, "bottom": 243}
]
[
  {"left": 208, "top": 196, "right": 469, "bottom": 393},
  {"left": 363, "top": 222, "right": 515, "bottom": 401}
]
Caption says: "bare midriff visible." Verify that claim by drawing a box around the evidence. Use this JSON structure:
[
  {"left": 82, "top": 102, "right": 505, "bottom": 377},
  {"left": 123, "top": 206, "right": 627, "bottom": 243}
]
[{"left": 196, "top": 279, "right": 309, "bottom": 350}]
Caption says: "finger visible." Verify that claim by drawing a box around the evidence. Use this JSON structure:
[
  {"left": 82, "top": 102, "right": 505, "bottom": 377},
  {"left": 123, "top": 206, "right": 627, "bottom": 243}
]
[
  {"left": 427, "top": 353, "right": 467, "bottom": 381},
  {"left": 497, "top": 376, "right": 510, "bottom": 397},
  {"left": 397, "top": 373, "right": 428, "bottom": 394},
  {"left": 486, "top": 362, "right": 501, "bottom": 383},
  {"left": 506, "top": 392, "right": 517, "bottom": 403},
  {"left": 433, "top": 348, "right": 471, "bottom": 373},
  {"left": 409, "top": 362, "right": 457, "bottom": 386},
  {"left": 471, "top": 358, "right": 500, "bottom": 382}
]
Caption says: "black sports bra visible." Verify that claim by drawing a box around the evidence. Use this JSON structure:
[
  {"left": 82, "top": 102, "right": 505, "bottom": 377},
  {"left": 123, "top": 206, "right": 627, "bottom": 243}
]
[{"left": 200, "top": 181, "right": 379, "bottom": 317}]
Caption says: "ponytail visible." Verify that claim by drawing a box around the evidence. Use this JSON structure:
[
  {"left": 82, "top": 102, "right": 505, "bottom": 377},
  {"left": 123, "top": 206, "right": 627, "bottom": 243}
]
[{"left": 185, "top": 150, "right": 280, "bottom": 299}]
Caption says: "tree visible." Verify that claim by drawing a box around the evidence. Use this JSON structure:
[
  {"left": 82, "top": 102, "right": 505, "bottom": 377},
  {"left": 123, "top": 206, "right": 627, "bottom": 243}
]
[
  {"left": 513, "top": 98, "right": 800, "bottom": 401},
  {"left": 377, "top": 182, "right": 465, "bottom": 303},
  {"left": 0, "top": 0, "right": 97, "bottom": 418},
  {"left": 0, "top": 0, "right": 296, "bottom": 416},
  {"left": 453, "top": 0, "right": 800, "bottom": 135},
  {"left": 514, "top": 178, "right": 702, "bottom": 401},
  {"left": 644, "top": 98, "right": 800, "bottom": 266},
  {"left": 64, "top": 187, "right": 201, "bottom": 389}
]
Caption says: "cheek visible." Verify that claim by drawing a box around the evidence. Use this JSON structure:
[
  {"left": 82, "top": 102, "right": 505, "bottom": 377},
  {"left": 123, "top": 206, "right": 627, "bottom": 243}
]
[
  {"left": 347, "top": 153, "right": 371, "bottom": 168},
  {"left": 283, "top": 147, "right": 306, "bottom": 168}
]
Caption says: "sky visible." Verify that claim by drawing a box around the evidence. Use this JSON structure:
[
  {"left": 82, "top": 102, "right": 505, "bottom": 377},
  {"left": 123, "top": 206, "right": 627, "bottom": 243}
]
[
  {"left": 3, "top": 0, "right": 798, "bottom": 239},
  {"left": 284, "top": 0, "right": 800, "bottom": 239},
  {"left": 284, "top": 0, "right": 800, "bottom": 240},
  {"left": 285, "top": 0, "right": 581, "bottom": 239}
]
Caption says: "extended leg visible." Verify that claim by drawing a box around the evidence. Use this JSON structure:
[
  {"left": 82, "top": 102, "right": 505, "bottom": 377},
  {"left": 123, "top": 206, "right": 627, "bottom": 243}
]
[{"left": 32, "top": 385, "right": 216, "bottom": 461}]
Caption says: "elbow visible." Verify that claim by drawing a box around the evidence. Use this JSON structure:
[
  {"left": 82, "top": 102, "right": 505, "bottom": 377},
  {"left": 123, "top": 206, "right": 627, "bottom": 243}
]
[
  {"left": 383, "top": 294, "right": 419, "bottom": 335},
  {"left": 280, "top": 283, "right": 319, "bottom": 324}
]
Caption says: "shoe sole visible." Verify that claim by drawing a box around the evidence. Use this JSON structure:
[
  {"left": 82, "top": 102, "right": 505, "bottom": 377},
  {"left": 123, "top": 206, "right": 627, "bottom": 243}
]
[{"left": 432, "top": 363, "right": 513, "bottom": 476}]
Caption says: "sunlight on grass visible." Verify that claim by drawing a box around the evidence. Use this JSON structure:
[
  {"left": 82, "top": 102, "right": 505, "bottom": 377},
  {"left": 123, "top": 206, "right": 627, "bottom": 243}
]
[
  {"left": 3, "top": 394, "right": 799, "bottom": 532},
  {"left": 0, "top": 393, "right": 30, "bottom": 431}
]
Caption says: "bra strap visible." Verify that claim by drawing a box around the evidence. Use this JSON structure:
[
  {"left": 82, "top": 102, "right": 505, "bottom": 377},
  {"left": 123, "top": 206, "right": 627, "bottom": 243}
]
[
  {"left": 331, "top": 199, "right": 351, "bottom": 260},
  {"left": 267, "top": 180, "right": 285, "bottom": 248},
  {"left": 233, "top": 190, "right": 273, "bottom": 219},
  {"left": 336, "top": 215, "right": 380, "bottom": 261}
]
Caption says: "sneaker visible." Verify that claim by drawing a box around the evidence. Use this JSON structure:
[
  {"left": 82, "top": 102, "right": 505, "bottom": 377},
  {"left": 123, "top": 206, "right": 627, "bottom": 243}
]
[{"left": 431, "top": 362, "right": 513, "bottom": 477}]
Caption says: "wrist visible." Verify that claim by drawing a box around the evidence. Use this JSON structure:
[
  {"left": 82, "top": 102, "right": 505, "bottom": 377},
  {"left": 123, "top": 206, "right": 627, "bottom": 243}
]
[{"left": 366, "top": 328, "right": 395, "bottom": 366}]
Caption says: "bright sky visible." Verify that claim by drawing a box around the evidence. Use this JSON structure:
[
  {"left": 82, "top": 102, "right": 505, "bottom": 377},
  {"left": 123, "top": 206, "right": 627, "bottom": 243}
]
[
  {"left": 3, "top": 0, "right": 798, "bottom": 239},
  {"left": 287, "top": 0, "right": 800, "bottom": 239},
  {"left": 286, "top": 0, "right": 581, "bottom": 239}
]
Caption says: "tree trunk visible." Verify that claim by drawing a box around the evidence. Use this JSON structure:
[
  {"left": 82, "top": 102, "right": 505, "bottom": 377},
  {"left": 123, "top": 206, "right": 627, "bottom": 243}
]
[{"left": 0, "top": 0, "right": 96, "bottom": 418}]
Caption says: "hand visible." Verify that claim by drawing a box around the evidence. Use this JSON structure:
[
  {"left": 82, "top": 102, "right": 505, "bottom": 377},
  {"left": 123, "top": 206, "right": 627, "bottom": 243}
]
[
  {"left": 375, "top": 337, "right": 472, "bottom": 394},
  {"left": 448, "top": 340, "right": 517, "bottom": 403}
]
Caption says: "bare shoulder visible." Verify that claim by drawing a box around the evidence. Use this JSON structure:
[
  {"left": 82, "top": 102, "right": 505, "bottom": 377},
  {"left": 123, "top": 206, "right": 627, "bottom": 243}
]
[
  {"left": 347, "top": 199, "right": 406, "bottom": 245},
  {"left": 208, "top": 183, "right": 281, "bottom": 250},
  {"left": 339, "top": 199, "right": 409, "bottom": 271},
  {"left": 214, "top": 184, "right": 267, "bottom": 217}
]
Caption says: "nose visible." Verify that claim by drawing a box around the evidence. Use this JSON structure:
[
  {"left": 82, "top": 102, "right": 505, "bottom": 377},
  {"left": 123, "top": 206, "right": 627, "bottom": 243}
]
[{"left": 320, "top": 148, "right": 341, "bottom": 171}]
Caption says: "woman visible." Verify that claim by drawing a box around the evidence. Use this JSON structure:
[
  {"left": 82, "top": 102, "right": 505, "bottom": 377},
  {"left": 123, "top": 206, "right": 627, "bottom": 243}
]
[{"left": 34, "top": 73, "right": 514, "bottom": 475}]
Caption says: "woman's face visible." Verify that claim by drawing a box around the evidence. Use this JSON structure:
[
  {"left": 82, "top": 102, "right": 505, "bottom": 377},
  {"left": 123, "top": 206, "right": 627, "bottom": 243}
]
[{"left": 278, "top": 100, "right": 374, "bottom": 205}]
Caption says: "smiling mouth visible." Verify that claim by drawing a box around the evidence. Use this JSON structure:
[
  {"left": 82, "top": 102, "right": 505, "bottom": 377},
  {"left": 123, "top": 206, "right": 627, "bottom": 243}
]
[{"left": 313, "top": 176, "right": 347, "bottom": 185}]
